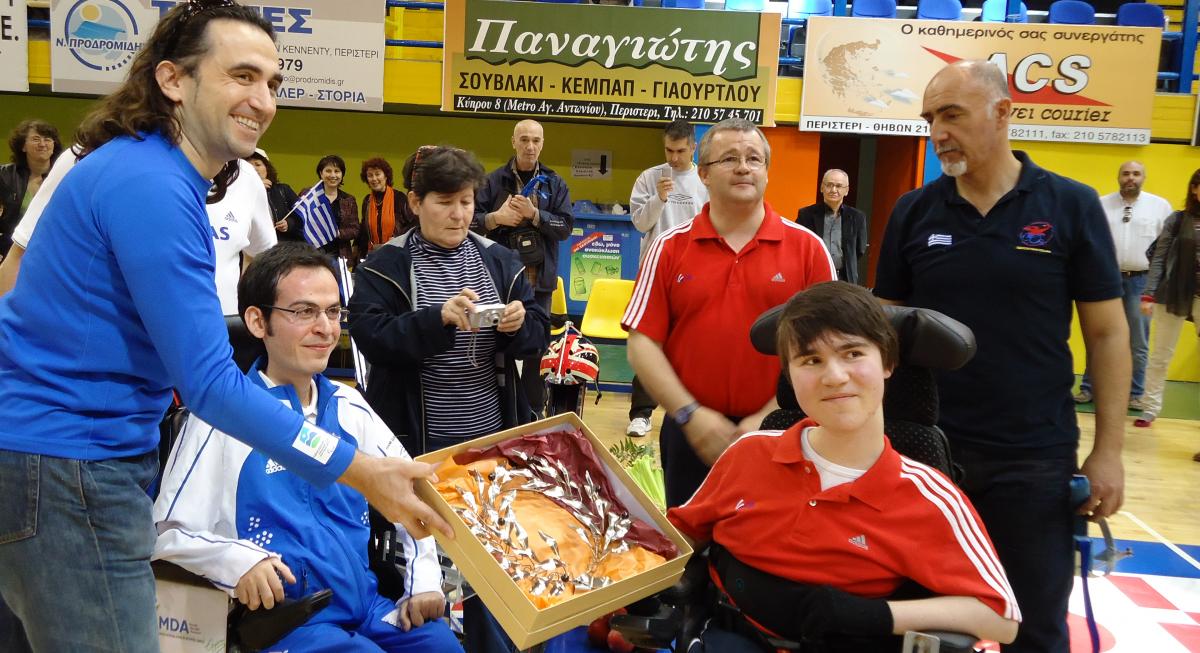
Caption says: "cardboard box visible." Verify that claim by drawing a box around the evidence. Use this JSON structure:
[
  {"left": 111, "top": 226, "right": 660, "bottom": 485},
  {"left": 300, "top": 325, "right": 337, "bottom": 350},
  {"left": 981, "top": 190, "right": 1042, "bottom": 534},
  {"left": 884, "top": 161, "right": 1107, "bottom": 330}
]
[{"left": 415, "top": 412, "right": 693, "bottom": 649}]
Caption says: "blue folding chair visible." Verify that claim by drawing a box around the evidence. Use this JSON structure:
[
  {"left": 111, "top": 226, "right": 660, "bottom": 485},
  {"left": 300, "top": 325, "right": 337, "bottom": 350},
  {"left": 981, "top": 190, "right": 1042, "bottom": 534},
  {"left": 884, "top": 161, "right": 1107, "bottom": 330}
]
[
  {"left": 852, "top": 0, "right": 898, "bottom": 18},
  {"left": 917, "top": 0, "right": 962, "bottom": 19},
  {"left": 1048, "top": 0, "right": 1096, "bottom": 23},
  {"left": 725, "top": 0, "right": 767, "bottom": 8},
  {"left": 981, "top": 0, "right": 1028, "bottom": 21},
  {"left": 1116, "top": 1, "right": 1166, "bottom": 27}
]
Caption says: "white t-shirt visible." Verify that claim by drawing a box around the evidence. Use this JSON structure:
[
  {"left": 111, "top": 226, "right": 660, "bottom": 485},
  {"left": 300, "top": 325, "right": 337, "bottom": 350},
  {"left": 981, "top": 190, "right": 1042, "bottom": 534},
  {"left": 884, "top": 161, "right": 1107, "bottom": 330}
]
[
  {"left": 629, "top": 163, "right": 708, "bottom": 261},
  {"left": 16, "top": 153, "right": 275, "bottom": 314},
  {"left": 1099, "top": 190, "right": 1173, "bottom": 273}
]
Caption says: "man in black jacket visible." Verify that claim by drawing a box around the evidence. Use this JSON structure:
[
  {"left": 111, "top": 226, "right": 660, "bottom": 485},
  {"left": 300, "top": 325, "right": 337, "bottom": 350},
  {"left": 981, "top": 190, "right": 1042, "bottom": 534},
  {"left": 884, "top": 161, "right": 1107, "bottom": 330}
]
[
  {"left": 795, "top": 169, "right": 868, "bottom": 285},
  {"left": 472, "top": 120, "right": 573, "bottom": 415}
]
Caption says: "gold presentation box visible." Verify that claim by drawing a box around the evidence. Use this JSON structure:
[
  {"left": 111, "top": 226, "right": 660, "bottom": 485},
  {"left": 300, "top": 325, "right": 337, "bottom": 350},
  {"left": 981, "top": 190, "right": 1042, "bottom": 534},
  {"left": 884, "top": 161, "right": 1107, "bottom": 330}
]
[{"left": 415, "top": 412, "right": 693, "bottom": 649}]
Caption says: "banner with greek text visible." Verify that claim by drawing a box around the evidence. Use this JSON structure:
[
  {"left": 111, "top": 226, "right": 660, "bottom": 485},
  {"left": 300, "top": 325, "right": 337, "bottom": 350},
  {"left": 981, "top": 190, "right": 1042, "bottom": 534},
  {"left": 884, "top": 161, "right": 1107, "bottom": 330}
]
[
  {"left": 441, "top": 0, "right": 780, "bottom": 126},
  {"left": 1, "top": 0, "right": 28, "bottom": 92},
  {"left": 49, "top": 0, "right": 383, "bottom": 111},
  {"left": 800, "top": 16, "right": 1160, "bottom": 144}
]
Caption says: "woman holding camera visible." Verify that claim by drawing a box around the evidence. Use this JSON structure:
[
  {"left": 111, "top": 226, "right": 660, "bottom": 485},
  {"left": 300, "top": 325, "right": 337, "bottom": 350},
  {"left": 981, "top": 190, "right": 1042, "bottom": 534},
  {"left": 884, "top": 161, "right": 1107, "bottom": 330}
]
[{"left": 348, "top": 146, "right": 549, "bottom": 457}]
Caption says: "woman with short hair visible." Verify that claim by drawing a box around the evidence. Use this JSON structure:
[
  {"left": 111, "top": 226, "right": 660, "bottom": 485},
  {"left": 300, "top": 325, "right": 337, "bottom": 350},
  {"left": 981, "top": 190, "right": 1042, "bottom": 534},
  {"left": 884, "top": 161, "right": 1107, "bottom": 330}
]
[{"left": 314, "top": 154, "right": 359, "bottom": 260}]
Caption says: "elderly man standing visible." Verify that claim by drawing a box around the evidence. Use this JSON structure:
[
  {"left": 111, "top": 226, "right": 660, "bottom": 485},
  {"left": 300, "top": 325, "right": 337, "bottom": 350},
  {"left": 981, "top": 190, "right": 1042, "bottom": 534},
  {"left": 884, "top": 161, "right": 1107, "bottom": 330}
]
[
  {"left": 796, "top": 168, "right": 869, "bottom": 285},
  {"left": 474, "top": 119, "right": 572, "bottom": 417},
  {"left": 623, "top": 118, "right": 835, "bottom": 508},
  {"left": 875, "top": 60, "right": 1129, "bottom": 653},
  {"left": 1074, "top": 161, "right": 1172, "bottom": 410}
]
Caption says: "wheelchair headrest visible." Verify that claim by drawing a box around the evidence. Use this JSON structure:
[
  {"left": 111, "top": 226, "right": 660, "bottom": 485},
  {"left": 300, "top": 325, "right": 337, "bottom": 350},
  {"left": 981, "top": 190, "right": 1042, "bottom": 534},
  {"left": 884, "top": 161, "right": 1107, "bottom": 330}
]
[
  {"left": 226, "top": 315, "right": 267, "bottom": 373},
  {"left": 749, "top": 303, "right": 976, "bottom": 371}
]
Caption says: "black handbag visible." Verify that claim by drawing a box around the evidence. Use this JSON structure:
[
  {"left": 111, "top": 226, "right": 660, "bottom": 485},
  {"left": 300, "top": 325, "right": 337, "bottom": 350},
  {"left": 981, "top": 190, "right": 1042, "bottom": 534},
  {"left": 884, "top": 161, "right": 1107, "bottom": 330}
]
[{"left": 509, "top": 226, "right": 545, "bottom": 267}]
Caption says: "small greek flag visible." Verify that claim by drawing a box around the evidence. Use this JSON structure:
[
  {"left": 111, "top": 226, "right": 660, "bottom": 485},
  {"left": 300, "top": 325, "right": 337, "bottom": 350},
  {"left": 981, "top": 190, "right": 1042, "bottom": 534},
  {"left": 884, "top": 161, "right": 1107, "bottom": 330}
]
[
  {"left": 294, "top": 184, "right": 337, "bottom": 248},
  {"left": 927, "top": 233, "right": 953, "bottom": 247}
]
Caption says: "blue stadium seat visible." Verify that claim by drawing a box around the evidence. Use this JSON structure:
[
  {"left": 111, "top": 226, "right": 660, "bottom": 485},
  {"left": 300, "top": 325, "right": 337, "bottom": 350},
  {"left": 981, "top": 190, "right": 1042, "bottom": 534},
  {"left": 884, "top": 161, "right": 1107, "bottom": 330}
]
[
  {"left": 981, "top": 0, "right": 1028, "bottom": 21},
  {"left": 788, "top": 0, "right": 834, "bottom": 17},
  {"left": 852, "top": 0, "right": 898, "bottom": 18},
  {"left": 917, "top": 0, "right": 962, "bottom": 19},
  {"left": 1049, "top": 0, "right": 1097, "bottom": 23},
  {"left": 725, "top": 0, "right": 767, "bottom": 8},
  {"left": 1116, "top": 1, "right": 1166, "bottom": 27}
]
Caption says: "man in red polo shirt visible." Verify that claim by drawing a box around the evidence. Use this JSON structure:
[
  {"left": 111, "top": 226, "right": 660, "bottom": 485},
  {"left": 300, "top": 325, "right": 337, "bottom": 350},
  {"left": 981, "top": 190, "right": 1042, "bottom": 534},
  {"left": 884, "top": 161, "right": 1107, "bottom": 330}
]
[
  {"left": 623, "top": 118, "right": 835, "bottom": 508},
  {"left": 667, "top": 282, "right": 1020, "bottom": 649}
]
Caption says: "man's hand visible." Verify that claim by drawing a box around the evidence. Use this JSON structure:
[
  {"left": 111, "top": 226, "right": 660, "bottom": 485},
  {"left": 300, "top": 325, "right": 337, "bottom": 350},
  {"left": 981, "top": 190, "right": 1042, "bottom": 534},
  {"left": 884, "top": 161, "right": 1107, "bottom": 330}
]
[
  {"left": 234, "top": 557, "right": 295, "bottom": 611},
  {"left": 339, "top": 454, "right": 453, "bottom": 539},
  {"left": 1140, "top": 300, "right": 1154, "bottom": 317},
  {"left": 441, "top": 288, "right": 480, "bottom": 331},
  {"left": 507, "top": 194, "right": 538, "bottom": 220},
  {"left": 1078, "top": 449, "right": 1125, "bottom": 520},
  {"left": 490, "top": 204, "right": 524, "bottom": 228},
  {"left": 682, "top": 407, "right": 738, "bottom": 466},
  {"left": 496, "top": 300, "right": 525, "bottom": 334},
  {"left": 274, "top": 220, "right": 289, "bottom": 233},
  {"left": 396, "top": 591, "right": 446, "bottom": 631},
  {"left": 656, "top": 176, "right": 674, "bottom": 202}
]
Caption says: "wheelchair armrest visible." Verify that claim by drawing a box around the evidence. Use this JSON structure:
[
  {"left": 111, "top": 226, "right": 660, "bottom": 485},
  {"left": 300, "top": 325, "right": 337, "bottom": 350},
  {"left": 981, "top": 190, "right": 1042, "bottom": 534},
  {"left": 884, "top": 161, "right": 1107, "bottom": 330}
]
[
  {"left": 232, "top": 588, "right": 334, "bottom": 652},
  {"left": 903, "top": 630, "right": 980, "bottom": 653},
  {"left": 609, "top": 550, "right": 711, "bottom": 649},
  {"left": 610, "top": 603, "right": 683, "bottom": 649},
  {"left": 661, "top": 547, "right": 710, "bottom": 604}
]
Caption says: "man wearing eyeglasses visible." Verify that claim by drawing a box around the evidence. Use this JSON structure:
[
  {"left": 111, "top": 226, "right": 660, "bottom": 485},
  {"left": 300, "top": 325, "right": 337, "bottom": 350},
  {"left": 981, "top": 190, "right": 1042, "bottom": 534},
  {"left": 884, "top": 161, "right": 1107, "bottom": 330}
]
[
  {"left": 1073, "top": 161, "right": 1172, "bottom": 410},
  {"left": 623, "top": 118, "right": 836, "bottom": 507},
  {"left": 796, "top": 169, "right": 869, "bottom": 285},
  {"left": 153, "top": 244, "right": 462, "bottom": 653}
]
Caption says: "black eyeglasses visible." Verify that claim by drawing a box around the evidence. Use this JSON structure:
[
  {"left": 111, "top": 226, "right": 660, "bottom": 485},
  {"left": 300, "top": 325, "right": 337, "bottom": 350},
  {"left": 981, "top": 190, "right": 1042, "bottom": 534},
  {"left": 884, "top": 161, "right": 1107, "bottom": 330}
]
[
  {"left": 259, "top": 304, "right": 349, "bottom": 325},
  {"left": 163, "top": 0, "right": 237, "bottom": 58},
  {"left": 1122, "top": 206, "right": 1132, "bottom": 223}
]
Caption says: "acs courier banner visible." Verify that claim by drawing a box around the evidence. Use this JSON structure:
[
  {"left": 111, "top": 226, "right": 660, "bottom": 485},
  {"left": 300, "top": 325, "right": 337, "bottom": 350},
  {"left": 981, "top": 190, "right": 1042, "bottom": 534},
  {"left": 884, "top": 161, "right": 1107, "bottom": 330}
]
[
  {"left": 800, "top": 16, "right": 1160, "bottom": 144},
  {"left": 442, "top": 0, "right": 780, "bottom": 126}
]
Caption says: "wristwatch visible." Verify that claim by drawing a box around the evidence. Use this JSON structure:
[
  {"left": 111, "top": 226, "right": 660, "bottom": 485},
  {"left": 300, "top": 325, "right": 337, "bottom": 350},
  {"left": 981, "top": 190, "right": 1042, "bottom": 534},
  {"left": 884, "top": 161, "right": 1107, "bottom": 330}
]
[{"left": 671, "top": 401, "right": 701, "bottom": 426}]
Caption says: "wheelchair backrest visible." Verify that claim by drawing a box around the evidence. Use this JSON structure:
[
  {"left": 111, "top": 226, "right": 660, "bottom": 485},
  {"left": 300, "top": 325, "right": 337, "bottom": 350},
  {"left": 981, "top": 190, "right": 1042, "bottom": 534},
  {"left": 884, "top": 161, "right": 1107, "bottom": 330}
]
[{"left": 751, "top": 305, "right": 976, "bottom": 479}]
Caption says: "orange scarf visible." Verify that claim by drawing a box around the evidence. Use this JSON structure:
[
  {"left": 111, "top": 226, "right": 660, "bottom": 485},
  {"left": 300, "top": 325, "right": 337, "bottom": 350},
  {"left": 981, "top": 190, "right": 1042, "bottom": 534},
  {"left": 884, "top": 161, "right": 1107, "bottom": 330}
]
[{"left": 366, "top": 186, "right": 396, "bottom": 250}]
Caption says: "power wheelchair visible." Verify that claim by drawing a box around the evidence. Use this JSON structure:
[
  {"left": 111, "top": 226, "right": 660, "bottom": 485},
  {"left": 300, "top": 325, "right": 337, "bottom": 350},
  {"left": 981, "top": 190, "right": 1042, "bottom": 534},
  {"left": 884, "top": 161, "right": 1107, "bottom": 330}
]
[
  {"left": 611, "top": 304, "right": 988, "bottom": 653},
  {"left": 153, "top": 316, "right": 461, "bottom": 652}
]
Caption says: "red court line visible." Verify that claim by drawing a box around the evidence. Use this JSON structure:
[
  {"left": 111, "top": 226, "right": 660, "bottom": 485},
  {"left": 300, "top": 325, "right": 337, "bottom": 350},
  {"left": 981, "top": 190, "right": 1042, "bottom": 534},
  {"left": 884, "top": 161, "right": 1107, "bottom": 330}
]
[
  {"left": 1108, "top": 575, "right": 1176, "bottom": 610},
  {"left": 1161, "top": 623, "right": 1200, "bottom": 651}
]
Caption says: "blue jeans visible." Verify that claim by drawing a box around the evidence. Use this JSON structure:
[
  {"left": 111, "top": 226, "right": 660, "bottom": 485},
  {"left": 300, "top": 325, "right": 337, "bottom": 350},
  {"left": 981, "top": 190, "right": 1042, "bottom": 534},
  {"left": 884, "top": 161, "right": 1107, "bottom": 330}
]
[
  {"left": 952, "top": 446, "right": 1076, "bottom": 653},
  {"left": 0, "top": 449, "right": 159, "bottom": 652},
  {"left": 1081, "top": 273, "right": 1148, "bottom": 397}
]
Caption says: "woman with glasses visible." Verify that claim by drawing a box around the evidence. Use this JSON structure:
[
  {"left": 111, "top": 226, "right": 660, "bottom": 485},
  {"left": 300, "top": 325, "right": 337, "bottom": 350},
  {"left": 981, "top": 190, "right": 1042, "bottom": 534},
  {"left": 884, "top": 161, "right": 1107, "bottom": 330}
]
[
  {"left": 0, "top": 119, "right": 63, "bottom": 256},
  {"left": 1136, "top": 168, "right": 1200, "bottom": 456}
]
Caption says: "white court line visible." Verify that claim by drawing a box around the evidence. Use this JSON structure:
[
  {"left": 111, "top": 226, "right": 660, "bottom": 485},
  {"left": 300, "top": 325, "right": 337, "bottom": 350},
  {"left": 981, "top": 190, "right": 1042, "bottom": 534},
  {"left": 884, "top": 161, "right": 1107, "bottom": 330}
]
[{"left": 1118, "top": 510, "right": 1200, "bottom": 574}]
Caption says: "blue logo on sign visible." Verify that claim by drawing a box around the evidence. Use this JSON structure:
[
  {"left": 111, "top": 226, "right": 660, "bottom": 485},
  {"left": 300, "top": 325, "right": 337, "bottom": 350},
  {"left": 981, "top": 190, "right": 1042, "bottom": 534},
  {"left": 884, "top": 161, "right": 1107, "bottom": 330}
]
[
  {"left": 58, "top": 0, "right": 140, "bottom": 73},
  {"left": 1018, "top": 221, "right": 1054, "bottom": 247}
]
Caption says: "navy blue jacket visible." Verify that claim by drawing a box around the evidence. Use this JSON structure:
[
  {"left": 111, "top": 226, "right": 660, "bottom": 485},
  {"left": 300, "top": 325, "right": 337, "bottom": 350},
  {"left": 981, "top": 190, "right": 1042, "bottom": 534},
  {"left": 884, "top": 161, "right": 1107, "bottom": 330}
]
[
  {"left": 472, "top": 159, "right": 573, "bottom": 293},
  {"left": 348, "top": 232, "right": 549, "bottom": 455}
]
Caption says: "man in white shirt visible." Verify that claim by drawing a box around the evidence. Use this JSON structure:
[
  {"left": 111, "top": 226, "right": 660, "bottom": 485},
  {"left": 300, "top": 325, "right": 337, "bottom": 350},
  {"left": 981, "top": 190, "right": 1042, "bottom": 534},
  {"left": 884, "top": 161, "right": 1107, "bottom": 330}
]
[
  {"left": 1074, "top": 161, "right": 1173, "bottom": 409},
  {"left": 0, "top": 154, "right": 276, "bottom": 313},
  {"left": 626, "top": 119, "right": 709, "bottom": 438}
]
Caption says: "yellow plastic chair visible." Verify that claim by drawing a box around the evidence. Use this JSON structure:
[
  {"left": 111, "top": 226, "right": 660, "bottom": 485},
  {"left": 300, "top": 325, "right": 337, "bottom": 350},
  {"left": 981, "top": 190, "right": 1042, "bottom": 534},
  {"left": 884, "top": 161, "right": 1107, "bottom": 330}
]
[
  {"left": 551, "top": 276, "right": 568, "bottom": 336},
  {"left": 580, "top": 279, "right": 635, "bottom": 341}
]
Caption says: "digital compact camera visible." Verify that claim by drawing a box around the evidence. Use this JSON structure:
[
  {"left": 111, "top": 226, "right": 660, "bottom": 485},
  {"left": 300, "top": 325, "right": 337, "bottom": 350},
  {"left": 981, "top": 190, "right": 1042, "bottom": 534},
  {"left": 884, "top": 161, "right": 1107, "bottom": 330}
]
[{"left": 469, "top": 303, "right": 507, "bottom": 329}]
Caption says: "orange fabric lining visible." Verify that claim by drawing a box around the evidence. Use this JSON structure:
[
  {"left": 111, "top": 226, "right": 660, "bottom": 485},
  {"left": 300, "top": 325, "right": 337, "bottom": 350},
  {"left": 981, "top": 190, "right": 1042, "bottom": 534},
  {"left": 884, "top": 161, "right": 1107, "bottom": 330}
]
[{"left": 435, "top": 456, "right": 667, "bottom": 609}]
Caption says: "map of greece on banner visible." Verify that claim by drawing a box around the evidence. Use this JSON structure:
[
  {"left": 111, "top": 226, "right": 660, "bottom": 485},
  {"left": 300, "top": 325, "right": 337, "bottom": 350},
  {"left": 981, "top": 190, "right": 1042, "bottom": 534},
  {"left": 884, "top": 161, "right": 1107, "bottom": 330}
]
[
  {"left": 49, "top": 0, "right": 383, "bottom": 111},
  {"left": 800, "top": 16, "right": 1160, "bottom": 144},
  {"left": 442, "top": 0, "right": 780, "bottom": 126},
  {"left": 1, "top": 0, "right": 29, "bottom": 92}
]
